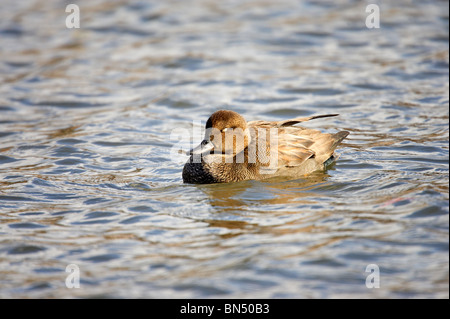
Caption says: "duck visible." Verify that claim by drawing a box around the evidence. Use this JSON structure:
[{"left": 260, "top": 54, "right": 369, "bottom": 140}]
[{"left": 182, "top": 110, "right": 349, "bottom": 184}]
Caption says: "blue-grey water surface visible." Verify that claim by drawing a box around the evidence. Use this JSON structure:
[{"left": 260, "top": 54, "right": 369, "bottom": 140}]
[{"left": 0, "top": 0, "right": 448, "bottom": 298}]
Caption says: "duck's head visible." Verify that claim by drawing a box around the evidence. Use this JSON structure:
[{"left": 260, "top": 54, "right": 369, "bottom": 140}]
[{"left": 189, "top": 110, "right": 250, "bottom": 157}]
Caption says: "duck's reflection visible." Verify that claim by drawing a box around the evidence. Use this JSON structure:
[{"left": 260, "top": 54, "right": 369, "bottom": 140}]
[
  {"left": 196, "top": 170, "right": 332, "bottom": 210},
  {"left": 193, "top": 170, "right": 336, "bottom": 244}
]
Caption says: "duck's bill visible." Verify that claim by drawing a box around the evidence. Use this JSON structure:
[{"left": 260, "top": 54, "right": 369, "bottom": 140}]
[{"left": 188, "top": 140, "right": 214, "bottom": 156}]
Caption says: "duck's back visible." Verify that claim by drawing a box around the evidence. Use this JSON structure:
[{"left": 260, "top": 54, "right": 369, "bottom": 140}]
[{"left": 247, "top": 118, "right": 349, "bottom": 178}]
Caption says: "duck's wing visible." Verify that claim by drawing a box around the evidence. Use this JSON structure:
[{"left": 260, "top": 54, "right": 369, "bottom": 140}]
[
  {"left": 276, "top": 114, "right": 340, "bottom": 127},
  {"left": 278, "top": 128, "right": 349, "bottom": 167},
  {"left": 248, "top": 114, "right": 348, "bottom": 167},
  {"left": 276, "top": 129, "right": 316, "bottom": 166},
  {"left": 255, "top": 127, "right": 347, "bottom": 168},
  {"left": 247, "top": 114, "right": 339, "bottom": 128}
]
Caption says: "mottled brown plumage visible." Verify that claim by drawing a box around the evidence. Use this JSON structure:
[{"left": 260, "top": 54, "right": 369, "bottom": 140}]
[{"left": 183, "top": 110, "right": 349, "bottom": 184}]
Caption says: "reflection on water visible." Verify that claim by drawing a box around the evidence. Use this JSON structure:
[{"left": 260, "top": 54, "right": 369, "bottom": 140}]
[
  {"left": 199, "top": 172, "right": 330, "bottom": 210},
  {"left": 0, "top": 0, "right": 448, "bottom": 298}
]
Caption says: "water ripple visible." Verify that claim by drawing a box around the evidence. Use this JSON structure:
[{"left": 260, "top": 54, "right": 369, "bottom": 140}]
[{"left": 0, "top": 0, "right": 448, "bottom": 299}]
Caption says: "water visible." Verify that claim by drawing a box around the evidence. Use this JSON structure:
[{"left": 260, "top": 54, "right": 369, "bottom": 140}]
[{"left": 0, "top": 0, "right": 448, "bottom": 298}]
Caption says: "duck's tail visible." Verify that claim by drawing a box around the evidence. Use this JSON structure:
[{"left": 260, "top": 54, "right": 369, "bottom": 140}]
[
  {"left": 323, "top": 130, "right": 349, "bottom": 167},
  {"left": 331, "top": 131, "right": 350, "bottom": 151}
]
